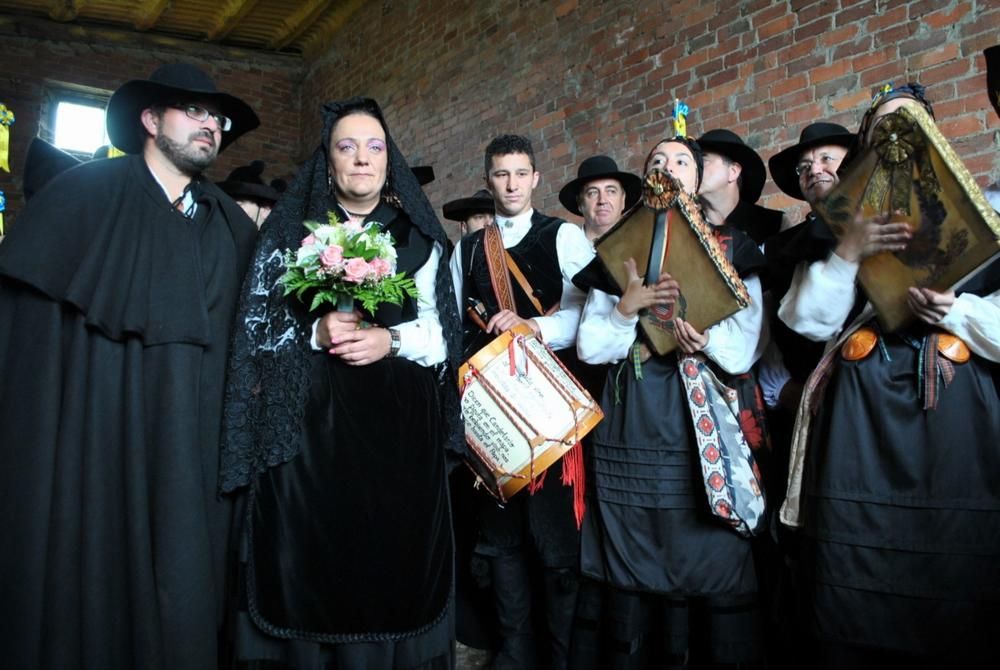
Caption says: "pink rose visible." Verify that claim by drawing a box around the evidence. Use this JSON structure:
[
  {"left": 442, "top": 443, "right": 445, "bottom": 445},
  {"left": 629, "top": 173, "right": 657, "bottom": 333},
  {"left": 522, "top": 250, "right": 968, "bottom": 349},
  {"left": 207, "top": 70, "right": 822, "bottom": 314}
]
[
  {"left": 320, "top": 244, "right": 344, "bottom": 269},
  {"left": 369, "top": 257, "right": 392, "bottom": 278},
  {"left": 344, "top": 257, "right": 370, "bottom": 283},
  {"left": 302, "top": 234, "right": 318, "bottom": 247}
]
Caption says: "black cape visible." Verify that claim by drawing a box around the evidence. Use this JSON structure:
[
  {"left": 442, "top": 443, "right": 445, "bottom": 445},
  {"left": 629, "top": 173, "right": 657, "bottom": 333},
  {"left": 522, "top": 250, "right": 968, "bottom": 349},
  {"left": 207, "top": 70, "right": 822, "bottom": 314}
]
[{"left": 0, "top": 154, "right": 256, "bottom": 669}]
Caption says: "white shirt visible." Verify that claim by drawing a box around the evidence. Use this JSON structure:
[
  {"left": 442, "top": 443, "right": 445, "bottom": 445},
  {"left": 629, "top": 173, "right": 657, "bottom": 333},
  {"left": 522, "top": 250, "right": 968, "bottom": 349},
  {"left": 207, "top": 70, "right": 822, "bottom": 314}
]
[
  {"left": 449, "top": 209, "right": 595, "bottom": 351},
  {"left": 779, "top": 253, "right": 1000, "bottom": 362},
  {"left": 311, "top": 243, "right": 448, "bottom": 368},
  {"left": 577, "top": 275, "right": 765, "bottom": 375},
  {"left": 148, "top": 166, "right": 197, "bottom": 218}
]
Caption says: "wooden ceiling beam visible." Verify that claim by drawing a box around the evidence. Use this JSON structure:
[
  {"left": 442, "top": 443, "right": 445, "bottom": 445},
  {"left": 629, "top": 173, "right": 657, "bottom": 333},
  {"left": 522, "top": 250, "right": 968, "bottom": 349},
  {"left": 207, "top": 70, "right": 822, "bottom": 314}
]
[
  {"left": 0, "top": 13, "right": 302, "bottom": 64},
  {"left": 300, "top": 0, "right": 367, "bottom": 61},
  {"left": 132, "top": 0, "right": 170, "bottom": 32},
  {"left": 267, "top": 0, "right": 334, "bottom": 51},
  {"left": 206, "top": 0, "right": 261, "bottom": 42},
  {"left": 48, "top": 0, "right": 88, "bottom": 22}
]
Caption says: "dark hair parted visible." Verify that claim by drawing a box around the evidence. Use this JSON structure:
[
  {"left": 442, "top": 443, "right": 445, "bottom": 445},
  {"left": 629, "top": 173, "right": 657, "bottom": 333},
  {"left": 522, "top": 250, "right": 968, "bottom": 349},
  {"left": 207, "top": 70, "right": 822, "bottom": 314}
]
[
  {"left": 484, "top": 134, "right": 536, "bottom": 177},
  {"left": 643, "top": 136, "right": 705, "bottom": 191},
  {"left": 322, "top": 100, "right": 396, "bottom": 202}
]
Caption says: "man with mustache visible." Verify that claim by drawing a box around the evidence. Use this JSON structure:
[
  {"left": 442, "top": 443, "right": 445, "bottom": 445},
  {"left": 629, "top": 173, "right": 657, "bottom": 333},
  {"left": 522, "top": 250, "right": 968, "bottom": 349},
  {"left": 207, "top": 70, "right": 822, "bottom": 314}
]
[{"left": 0, "top": 64, "right": 259, "bottom": 669}]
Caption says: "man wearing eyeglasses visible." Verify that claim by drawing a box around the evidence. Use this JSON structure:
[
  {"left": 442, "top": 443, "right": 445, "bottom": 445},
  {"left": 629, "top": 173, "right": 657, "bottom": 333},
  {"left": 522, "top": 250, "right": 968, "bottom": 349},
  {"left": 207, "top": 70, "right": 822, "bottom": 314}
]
[
  {"left": 0, "top": 64, "right": 259, "bottom": 670},
  {"left": 762, "top": 122, "right": 855, "bottom": 406}
]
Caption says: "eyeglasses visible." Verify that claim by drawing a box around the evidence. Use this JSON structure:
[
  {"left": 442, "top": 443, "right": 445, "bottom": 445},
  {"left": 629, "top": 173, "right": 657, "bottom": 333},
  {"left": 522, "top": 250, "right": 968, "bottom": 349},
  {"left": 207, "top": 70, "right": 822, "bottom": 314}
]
[
  {"left": 170, "top": 104, "right": 232, "bottom": 132},
  {"left": 795, "top": 153, "right": 843, "bottom": 177}
]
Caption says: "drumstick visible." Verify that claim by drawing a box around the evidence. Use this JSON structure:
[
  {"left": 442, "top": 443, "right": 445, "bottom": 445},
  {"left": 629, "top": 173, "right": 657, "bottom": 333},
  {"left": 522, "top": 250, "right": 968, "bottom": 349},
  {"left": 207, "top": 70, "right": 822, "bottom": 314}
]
[{"left": 466, "top": 298, "right": 490, "bottom": 332}]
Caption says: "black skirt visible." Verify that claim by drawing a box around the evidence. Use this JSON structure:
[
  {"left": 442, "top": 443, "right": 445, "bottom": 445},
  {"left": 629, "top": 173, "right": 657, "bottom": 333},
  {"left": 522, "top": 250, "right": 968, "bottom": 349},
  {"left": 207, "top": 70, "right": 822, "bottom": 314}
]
[
  {"left": 233, "top": 353, "right": 454, "bottom": 669},
  {"left": 800, "top": 331, "right": 1000, "bottom": 663},
  {"left": 579, "top": 355, "right": 760, "bottom": 663}
]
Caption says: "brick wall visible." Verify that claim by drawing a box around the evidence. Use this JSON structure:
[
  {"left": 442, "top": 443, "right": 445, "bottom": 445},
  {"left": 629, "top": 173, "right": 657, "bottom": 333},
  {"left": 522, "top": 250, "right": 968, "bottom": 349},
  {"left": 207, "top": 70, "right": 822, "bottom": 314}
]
[
  {"left": 301, "top": 0, "right": 999, "bottom": 235},
  {"left": 1, "top": 1, "right": 996, "bottom": 235},
  {"left": 0, "top": 25, "right": 303, "bottom": 228}
]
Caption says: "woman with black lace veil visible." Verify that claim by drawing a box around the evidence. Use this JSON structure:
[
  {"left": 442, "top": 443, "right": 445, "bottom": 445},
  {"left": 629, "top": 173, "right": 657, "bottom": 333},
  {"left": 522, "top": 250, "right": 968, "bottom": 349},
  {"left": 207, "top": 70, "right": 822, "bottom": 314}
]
[{"left": 219, "top": 97, "right": 464, "bottom": 669}]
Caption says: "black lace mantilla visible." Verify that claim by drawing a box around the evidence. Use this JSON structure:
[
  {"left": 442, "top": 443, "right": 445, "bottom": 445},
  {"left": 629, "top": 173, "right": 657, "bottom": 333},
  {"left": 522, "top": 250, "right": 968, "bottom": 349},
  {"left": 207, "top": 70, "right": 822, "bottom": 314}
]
[{"left": 219, "top": 97, "right": 465, "bottom": 493}]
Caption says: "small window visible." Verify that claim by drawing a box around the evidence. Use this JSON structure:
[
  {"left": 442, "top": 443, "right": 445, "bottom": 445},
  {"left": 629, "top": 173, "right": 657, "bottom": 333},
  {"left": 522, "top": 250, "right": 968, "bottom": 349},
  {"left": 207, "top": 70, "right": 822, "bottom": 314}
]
[
  {"left": 53, "top": 100, "right": 110, "bottom": 155},
  {"left": 44, "top": 82, "right": 113, "bottom": 158}
]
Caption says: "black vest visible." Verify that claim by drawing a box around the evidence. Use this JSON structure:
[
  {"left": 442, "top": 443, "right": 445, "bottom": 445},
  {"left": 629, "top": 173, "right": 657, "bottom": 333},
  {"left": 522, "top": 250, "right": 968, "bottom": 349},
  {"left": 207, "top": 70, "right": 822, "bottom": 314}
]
[{"left": 460, "top": 210, "right": 564, "bottom": 355}]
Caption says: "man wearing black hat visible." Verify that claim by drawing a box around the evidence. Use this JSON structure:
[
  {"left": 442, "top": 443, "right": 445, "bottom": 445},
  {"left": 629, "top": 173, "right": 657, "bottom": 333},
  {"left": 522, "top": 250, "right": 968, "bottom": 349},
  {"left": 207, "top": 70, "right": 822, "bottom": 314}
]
[
  {"left": 697, "top": 129, "right": 784, "bottom": 246},
  {"left": 218, "top": 160, "right": 287, "bottom": 228},
  {"left": 0, "top": 63, "right": 259, "bottom": 669},
  {"left": 443, "top": 187, "right": 495, "bottom": 236},
  {"left": 558, "top": 154, "right": 642, "bottom": 243},
  {"left": 761, "top": 122, "right": 855, "bottom": 416}
]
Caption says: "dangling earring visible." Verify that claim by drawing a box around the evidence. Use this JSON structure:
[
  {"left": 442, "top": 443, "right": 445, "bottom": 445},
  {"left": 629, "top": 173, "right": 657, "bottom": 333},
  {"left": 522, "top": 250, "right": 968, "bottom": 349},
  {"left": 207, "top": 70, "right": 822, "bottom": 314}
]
[{"left": 326, "top": 169, "right": 333, "bottom": 194}]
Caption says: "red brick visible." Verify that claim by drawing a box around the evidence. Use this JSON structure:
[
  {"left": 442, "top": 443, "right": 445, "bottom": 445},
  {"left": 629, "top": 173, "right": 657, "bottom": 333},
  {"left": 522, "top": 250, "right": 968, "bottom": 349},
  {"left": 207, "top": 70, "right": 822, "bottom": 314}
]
[
  {"left": 909, "top": 42, "right": 959, "bottom": 70},
  {"left": 861, "top": 61, "right": 905, "bottom": 90},
  {"left": 1, "top": 0, "right": 995, "bottom": 232},
  {"left": 920, "top": 2, "right": 973, "bottom": 30},
  {"left": 835, "top": 3, "right": 871, "bottom": 27},
  {"left": 820, "top": 23, "right": 860, "bottom": 48},
  {"left": 773, "top": 72, "right": 809, "bottom": 98},
  {"left": 794, "top": 16, "right": 831, "bottom": 41},
  {"left": 867, "top": 6, "right": 908, "bottom": 32},
  {"left": 758, "top": 15, "right": 796, "bottom": 41},
  {"left": 939, "top": 114, "right": 984, "bottom": 138},
  {"left": 853, "top": 48, "right": 898, "bottom": 73},
  {"left": 810, "top": 60, "right": 852, "bottom": 85},
  {"left": 917, "top": 58, "right": 972, "bottom": 87},
  {"left": 786, "top": 102, "right": 825, "bottom": 125},
  {"left": 555, "top": 0, "right": 578, "bottom": 19}
]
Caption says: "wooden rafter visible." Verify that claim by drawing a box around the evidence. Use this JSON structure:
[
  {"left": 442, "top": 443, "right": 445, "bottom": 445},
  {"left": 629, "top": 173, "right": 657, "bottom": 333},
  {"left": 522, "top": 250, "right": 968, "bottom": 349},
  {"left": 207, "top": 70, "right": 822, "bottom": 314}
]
[
  {"left": 267, "top": 0, "right": 334, "bottom": 51},
  {"left": 206, "top": 0, "right": 261, "bottom": 41},
  {"left": 48, "top": 0, "right": 87, "bottom": 22},
  {"left": 132, "top": 0, "right": 170, "bottom": 32},
  {"left": 300, "top": 0, "right": 367, "bottom": 60}
]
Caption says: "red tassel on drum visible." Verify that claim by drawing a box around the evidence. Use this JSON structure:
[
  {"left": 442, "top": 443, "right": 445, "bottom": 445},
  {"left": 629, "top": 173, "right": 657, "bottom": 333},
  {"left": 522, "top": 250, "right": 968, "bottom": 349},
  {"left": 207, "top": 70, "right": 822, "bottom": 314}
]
[{"left": 561, "top": 441, "right": 586, "bottom": 529}]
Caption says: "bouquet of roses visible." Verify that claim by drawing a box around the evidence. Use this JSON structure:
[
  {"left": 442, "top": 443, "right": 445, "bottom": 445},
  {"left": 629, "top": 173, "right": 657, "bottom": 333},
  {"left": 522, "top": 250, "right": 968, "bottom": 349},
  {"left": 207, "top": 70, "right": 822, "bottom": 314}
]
[{"left": 280, "top": 211, "right": 418, "bottom": 314}]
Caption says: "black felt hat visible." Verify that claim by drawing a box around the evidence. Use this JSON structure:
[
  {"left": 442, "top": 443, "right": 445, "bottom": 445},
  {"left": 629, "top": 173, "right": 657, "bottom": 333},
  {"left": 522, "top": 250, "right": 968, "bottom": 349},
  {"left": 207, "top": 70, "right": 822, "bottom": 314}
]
[
  {"left": 986, "top": 45, "right": 1000, "bottom": 121},
  {"left": 22, "top": 137, "right": 82, "bottom": 201},
  {"left": 106, "top": 63, "right": 259, "bottom": 155},
  {"left": 558, "top": 155, "right": 642, "bottom": 216},
  {"left": 696, "top": 129, "right": 768, "bottom": 204},
  {"left": 411, "top": 165, "right": 435, "bottom": 186},
  {"left": 218, "top": 161, "right": 287, "bottom": 204},
  {"left": 442, "top": 189, "right": 494, "bottom": 222},
  {"left": 768, "top": 122, "right": 856, "bottom": 201}
]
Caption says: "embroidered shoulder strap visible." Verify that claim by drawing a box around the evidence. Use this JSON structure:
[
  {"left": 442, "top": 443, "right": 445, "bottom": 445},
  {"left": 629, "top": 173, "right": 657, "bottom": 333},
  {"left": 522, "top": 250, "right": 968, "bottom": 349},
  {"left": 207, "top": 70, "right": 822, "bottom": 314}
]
[
  {"left": 485, "top": 223, "right": 553, "bottom": 316},
  {"left": 484, "top": 223, "right": 517, "bottom": 312}
]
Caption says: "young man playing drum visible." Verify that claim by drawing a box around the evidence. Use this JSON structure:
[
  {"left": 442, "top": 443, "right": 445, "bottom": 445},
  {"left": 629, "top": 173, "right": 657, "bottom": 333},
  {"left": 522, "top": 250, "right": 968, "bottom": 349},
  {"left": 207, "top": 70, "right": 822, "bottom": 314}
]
[{"left": 449, "top": 134, "right": 594, "bottom": 670}]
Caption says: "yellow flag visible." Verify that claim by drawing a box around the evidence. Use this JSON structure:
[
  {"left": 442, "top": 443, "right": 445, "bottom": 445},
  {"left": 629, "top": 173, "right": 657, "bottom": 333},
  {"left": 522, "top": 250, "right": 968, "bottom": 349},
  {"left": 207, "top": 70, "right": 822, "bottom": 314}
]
[
  {"left": 0, "top": 104, "right": 13, "bottom": 173},
  {"left": 0, "top": 124, "right": 9, "bottom": 173}
]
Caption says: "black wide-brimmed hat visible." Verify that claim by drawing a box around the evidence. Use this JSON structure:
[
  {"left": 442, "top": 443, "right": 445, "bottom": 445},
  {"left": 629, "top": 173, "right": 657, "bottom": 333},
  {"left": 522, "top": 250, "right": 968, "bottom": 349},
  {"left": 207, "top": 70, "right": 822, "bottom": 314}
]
[
  {"left": 442, "top": 188, "right": 494, "bottom": 222},
  {"left": 22, "top": 137, "right": 81, "bottom": 201},
  {"left": 106, "top": 63, "right": 259, "bottom": 155},
  {"left": 218, "top": 160, "right": 287, "bottom": 204},
  {"left": 696, "top": 129, "right": 767, "bottom": 204},
  {"left": 986, "top": 45, "right": 1000, "bottom": 120},
  {"left": 558, "top": 155, "right": 642, "bottom": 216},
  {"left": 411, "top": 165, "right": 435, "bottom": 186},
  {"left": 768, "top": 122, "right": 856, "bottom": 201}
]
